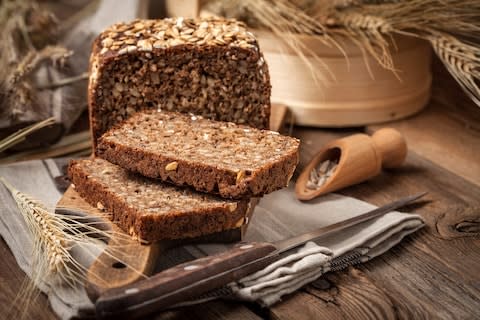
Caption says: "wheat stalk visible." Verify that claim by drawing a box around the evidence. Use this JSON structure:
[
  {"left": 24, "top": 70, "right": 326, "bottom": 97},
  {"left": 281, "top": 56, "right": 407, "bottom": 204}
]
[
  {"left": 0, "top": 177, "right": 146, "bottom": 317},
  {"left": 35, "top": 71, "right": 89, "bottom": 90},
  {"left": 1, "top": 176, "right": 73, "bottom": 318},
  {"left": 0, "top": 131, "right": 92, "bottom": 164},
  {"left": 331, "top": 1, "right": 476, "bottom": 71},
  {"left": 1, "top": 177, "right": 79, "bottom": 283},
  {"left": 332, "top": 12, "right": 396, "bottom": 73},
  {"left": 333, "top": 0, "right": 480, "bottom": 38},
  {"left": 0, "top": 117, "right": 56, "bottom": 154},
  {"left": 8, "top": 46, "right": 72, "bottom": 86},
  {"left": 205, "top": 0, "right": 480, "bottom": 105},
  {"left": 332, "top": 0, "right": 480, "bottom": 105},
  {"left": 217, "top": 0, "right": 347, "bottom": 83},
  {"left": 429, "top": 34, "right": 480, "bottom": 106},
  {"left": 0, "top": 0, "right": 88, "bottom": 128}
]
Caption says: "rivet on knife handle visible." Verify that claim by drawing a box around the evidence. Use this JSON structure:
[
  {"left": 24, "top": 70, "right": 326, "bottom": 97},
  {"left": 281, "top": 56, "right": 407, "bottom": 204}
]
[{"left": 95, "top": 242, "right": 277, "bottom": 319}]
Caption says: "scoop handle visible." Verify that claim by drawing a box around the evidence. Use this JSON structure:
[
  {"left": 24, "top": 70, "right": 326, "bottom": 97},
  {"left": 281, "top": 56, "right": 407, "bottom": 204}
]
[{"left": 372, "top": 128, "right": 407, "bottom": 168}]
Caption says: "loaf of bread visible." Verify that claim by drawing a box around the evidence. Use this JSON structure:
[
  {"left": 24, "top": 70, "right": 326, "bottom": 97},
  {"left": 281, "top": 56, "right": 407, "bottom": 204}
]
[
  {"left": 88, "top": 17, "right": 271, "bottom": 149},
  {"left": 68, "top": 158, "right": 253, "bottom": 242},
  {"left": 97, "top": 110, "right": 299, "bottom": 199}
]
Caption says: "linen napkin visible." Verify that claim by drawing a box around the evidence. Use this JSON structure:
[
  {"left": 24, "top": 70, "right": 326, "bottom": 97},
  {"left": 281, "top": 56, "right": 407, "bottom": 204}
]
[
  {"left": 186, "top": 187, "right": 424, "bottom": 307},
  {"left": 0, "top": 159, "right": 424, "bottom": 319}
]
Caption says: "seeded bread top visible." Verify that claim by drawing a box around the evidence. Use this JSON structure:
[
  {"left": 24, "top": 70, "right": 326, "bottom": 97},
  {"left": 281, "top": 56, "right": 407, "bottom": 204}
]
[
  {"left": 99, "top": 110, "right": 300, "bottom": 173},
  {"left": 71, "top": 158, "right": 241, "bottom": 215},
  {"left": 96, "top": 17, "right": 258, "bottom": 57}
]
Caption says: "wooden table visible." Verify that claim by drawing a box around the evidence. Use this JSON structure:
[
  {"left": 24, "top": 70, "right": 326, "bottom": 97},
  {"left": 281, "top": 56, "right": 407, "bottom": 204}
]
[{"left": 1, "top": 61, "right": 479, "bottom": 319}]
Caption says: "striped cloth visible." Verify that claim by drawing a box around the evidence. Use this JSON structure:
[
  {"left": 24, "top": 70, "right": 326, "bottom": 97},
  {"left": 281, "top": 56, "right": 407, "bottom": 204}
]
[{"left": 0, "top": 158, "right": 424, "bottom": 319}]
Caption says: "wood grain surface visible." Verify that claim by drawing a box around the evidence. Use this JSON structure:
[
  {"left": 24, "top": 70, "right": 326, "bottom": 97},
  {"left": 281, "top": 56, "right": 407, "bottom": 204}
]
[{"left": 1, "top": 61, "right": 479, "bottom": 320}]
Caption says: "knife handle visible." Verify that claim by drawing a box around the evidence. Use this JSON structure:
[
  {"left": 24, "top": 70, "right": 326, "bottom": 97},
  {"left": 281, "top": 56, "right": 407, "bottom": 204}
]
[{"left": 96, "top": 242, "right": 277, "bottom": 319}]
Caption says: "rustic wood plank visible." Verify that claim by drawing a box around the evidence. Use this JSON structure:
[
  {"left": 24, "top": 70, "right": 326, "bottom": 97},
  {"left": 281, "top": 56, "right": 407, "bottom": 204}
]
[
  {"left": 348, "top": 150, "right": 480, "bottom": 284},
  {"left": 153, "top": 300, "right": 262, "bottom": 320},
  {"left": 358, "top": 141, "right": 479, "bottom": 293},
  {"left": 368, "top": 60, "right": 480, "bottom": 187},
  {"left": 271, "top": 268, "right": 397, "bottom": 320},
  {"left": 360, "top": 232, "right": 479, "bottom": 319}
]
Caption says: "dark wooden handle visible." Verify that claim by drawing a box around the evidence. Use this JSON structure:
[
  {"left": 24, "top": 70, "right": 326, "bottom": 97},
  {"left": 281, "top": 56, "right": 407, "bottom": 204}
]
[{"left": 95, "top": 242, "right": 277, "bottom": 319}]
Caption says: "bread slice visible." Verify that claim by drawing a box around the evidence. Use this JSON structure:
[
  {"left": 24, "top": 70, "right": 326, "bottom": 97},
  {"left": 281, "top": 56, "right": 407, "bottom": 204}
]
[
  {"left": 68, "top": 158, "right": 253, "bottom": 242},
  {"left": 97, "top": 110, "right": 300, "bottom": 199},
  {"left": 88, "top": 17, "right": 271, "bottom": 150}
]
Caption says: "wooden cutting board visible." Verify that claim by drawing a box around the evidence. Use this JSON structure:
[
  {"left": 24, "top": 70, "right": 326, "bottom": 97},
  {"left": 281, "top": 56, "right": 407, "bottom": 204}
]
[
  {"left": 56, "top": 187, "right": 258, "bottom": 301},
  {"left": 54, "top": 104, "right": 290, "bottom": 301}
]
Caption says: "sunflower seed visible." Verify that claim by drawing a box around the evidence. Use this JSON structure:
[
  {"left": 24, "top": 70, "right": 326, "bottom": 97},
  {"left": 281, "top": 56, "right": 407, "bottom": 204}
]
[
  {"left": 165, "top": 162, "right": 178, "bottom": 171},
  {"left": 306, "top": 158, "right": 339, "bottom": 190}
]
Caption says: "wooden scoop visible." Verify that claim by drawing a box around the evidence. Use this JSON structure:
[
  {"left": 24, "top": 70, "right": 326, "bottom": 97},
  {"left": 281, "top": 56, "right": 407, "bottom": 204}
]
[
  {"left": 295, "top": 128, "right": 407, "bottom": 200},
  {"left": 56, "top": 186, "right": 257, "bottom": 302}
]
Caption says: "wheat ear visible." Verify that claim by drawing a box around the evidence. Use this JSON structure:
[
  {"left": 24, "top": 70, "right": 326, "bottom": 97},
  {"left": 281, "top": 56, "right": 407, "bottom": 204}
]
[
  {"left": 429, "top": 34, "right": 480, "bottom": 106},
  {"left": 333, "top": 0, "right": 480, "bottom": 105},
  {"left": 0, "top": 117, "right": 56, "bottom": 154},
  {"left": 333, "top": 12, "right": 397, "bottom": 74},
  {"left": 0, "top": 177, "right": 147, "bottom": 318},
  {"left": 1, "top": 176, "right": 72, "bottom": 318},
  {"left": 1, "top": 177, "right": 75, "bottom": 278},
  {"left": 236, "top": 0, "right": 348, "bottom": 84}
]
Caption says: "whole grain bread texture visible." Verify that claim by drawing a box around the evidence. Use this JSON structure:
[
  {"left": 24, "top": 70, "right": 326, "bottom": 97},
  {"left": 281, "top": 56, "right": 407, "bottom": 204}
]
[
  {"left": 97, "top": 110, "right": 300, "bottom": 199},
  {"left": 88, "top": 17, "right": 271, "bottom": 150},
  {"left": 68, "top": 158, "right": 254, "bottom": 242}
]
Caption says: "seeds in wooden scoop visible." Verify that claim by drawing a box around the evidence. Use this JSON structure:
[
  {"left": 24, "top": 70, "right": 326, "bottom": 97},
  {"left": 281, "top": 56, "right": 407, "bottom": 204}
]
[{"left": 306, "top": 159, "right": 338, "bottom": 190}]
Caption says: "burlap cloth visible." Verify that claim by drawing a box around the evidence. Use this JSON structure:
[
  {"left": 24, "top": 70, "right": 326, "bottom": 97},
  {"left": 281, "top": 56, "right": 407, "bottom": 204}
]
[{"left": 0, "top": 158, "right": 424, "bottom": 319}]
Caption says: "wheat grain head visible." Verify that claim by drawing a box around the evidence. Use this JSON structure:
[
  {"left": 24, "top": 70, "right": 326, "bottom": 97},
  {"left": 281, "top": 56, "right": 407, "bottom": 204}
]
[
  {"left": 429, "top": 34, "right": 480, "bottom": 106},
  {"left": 0, "top": 177, "right": 147, "bottom": 318}
]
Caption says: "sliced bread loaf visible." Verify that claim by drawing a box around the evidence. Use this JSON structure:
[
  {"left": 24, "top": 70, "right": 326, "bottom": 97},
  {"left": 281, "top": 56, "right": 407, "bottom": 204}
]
[
  {"left": 97, "top": 110, "right": 299, "bottom": 199},
  {"left": 88, "top": 17, "right": 271, "bottom": 150},
  {"left": 68, "top": 158, "right": 253, "bottom": 242}
]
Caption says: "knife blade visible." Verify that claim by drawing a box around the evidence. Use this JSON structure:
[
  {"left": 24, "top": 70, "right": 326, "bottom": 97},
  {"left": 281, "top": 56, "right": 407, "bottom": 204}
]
[{"left": 95, "top": 192, "right": 426, "bottom": 319}]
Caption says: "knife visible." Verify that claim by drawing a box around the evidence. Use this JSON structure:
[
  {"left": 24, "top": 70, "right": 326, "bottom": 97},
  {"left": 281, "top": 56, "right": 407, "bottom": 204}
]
[{"left": 95, "top": 192, "right": 426, "bottom": 319}]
